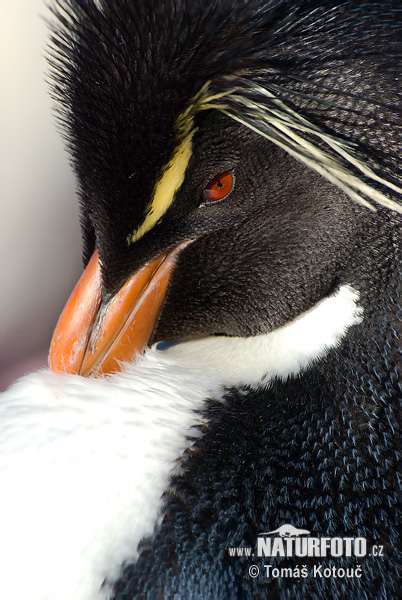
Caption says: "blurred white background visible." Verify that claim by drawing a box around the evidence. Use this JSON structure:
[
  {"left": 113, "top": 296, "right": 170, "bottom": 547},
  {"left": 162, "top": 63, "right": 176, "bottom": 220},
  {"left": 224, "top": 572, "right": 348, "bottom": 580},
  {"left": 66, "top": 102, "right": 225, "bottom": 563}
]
[{"left": 0, "top": 1, "right": 82, "bottom": 390}]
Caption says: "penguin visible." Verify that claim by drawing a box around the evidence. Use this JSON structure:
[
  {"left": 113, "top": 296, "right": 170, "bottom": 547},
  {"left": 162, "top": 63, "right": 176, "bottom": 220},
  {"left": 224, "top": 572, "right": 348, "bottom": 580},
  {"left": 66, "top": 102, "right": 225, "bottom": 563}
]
[{"left": 0, "top": 1, "right": 401, "bottom": 599}]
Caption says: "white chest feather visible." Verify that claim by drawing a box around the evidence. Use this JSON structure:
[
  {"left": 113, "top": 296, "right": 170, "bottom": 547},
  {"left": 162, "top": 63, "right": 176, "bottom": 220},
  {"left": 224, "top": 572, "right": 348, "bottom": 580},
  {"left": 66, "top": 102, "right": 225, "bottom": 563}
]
[
  {"left": 0, "top": 285, "right": 362, "bottom": 600},
  {"left": 0, "top": 362, "right": 215, "bottom": 600}
]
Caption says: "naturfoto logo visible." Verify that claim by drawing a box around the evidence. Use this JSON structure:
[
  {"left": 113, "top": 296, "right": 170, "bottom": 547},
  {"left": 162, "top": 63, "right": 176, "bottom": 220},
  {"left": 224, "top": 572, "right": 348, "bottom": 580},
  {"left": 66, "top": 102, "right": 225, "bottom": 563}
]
[
  {"left": 227, "top": 523, "right": 384, "bottom": 581},
  {"left": 257, "top": 525, "right": 367, "bottom": 558},
  {"left": 228, "top": 523, "right": 384, "bottom": 560}
]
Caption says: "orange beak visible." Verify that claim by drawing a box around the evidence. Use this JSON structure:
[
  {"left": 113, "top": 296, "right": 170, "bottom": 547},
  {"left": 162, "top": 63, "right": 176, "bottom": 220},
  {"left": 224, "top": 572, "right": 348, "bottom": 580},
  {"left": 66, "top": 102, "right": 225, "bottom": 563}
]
[{"left": 49, "top": 242, "right": 188, "bottom": 377}]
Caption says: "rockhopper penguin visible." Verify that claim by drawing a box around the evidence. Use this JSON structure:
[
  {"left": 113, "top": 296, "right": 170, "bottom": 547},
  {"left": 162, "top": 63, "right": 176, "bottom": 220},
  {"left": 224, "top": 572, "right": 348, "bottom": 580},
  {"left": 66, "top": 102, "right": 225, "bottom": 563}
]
[{"left": 0, "top": 1, "right": 401, "bottom": 599}]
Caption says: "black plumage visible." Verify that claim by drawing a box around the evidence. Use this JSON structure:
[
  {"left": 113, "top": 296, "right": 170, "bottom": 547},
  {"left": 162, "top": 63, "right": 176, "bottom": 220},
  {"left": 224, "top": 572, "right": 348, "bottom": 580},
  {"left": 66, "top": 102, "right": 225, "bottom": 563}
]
[{"left": 45, "top": 1, "right": 401, "bottom": 598}]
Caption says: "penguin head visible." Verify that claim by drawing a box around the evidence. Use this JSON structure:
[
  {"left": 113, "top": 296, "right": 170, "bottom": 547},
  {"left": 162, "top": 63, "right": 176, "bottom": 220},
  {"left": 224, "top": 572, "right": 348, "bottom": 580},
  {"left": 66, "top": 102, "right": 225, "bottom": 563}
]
[{"left": 48, "top": 0, "right": 402, "bottom": 376}]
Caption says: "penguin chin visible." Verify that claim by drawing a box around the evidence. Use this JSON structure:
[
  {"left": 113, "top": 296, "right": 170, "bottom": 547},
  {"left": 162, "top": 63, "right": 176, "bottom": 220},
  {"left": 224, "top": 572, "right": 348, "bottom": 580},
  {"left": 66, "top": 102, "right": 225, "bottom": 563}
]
[{"left": 151, "top": 284, "right": 363, "bottom": 389}]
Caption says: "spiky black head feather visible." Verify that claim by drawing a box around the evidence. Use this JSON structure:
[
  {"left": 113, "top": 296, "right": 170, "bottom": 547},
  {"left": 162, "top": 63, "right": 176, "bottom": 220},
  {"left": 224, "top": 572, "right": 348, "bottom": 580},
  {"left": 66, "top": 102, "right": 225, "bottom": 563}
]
[{"left": 48, "top": 0, "right": 401, "bottom": 340}]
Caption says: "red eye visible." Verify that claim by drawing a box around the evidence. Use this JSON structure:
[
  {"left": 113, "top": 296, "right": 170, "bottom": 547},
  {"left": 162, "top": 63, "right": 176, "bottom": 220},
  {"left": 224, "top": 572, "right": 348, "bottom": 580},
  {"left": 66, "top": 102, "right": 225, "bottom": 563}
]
[{"left": 203, "top": 171, "right": 233, "bottom": 202}]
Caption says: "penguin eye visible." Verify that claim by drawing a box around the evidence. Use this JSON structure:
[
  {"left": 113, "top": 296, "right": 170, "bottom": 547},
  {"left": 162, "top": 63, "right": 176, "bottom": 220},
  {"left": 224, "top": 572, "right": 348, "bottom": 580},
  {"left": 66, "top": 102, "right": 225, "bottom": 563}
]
[{"left": 203, "top": 171, "right": 233, "bottom": 202}]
